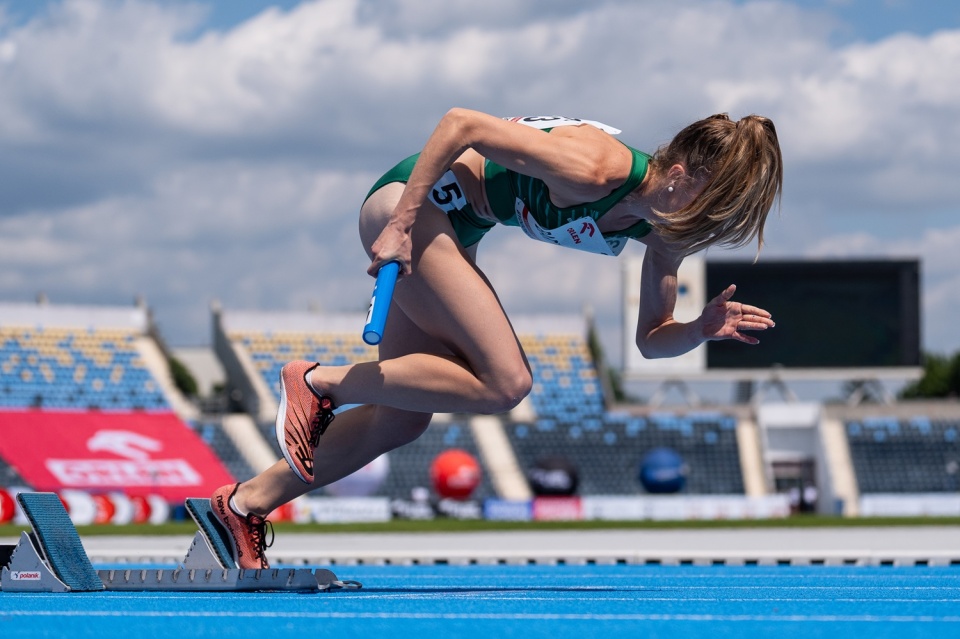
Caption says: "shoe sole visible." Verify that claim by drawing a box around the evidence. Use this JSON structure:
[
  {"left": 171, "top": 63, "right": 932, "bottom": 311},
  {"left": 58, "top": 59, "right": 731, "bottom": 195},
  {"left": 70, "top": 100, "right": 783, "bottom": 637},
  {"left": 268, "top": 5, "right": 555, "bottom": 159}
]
[
  {"left": 187, "top": 495, "right": 238, "bottom": 569},
  {"left": 276, "top": 367, "right": 311, "bottom": 484}
]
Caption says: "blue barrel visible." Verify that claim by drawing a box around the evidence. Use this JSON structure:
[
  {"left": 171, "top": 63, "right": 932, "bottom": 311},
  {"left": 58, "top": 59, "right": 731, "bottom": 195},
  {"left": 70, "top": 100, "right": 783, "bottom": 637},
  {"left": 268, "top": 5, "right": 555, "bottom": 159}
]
[{"left": 639, "top": 447, "right": 688, "bottom": 494}]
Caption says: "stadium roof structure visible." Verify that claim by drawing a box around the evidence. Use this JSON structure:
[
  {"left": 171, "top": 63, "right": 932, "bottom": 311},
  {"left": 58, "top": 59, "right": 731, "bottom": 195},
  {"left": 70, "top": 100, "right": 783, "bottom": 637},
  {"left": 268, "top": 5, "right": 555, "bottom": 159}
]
[
  {"left": 215, "top": 305, "right": 589, "bottom": 339},
  {"left": 0, "top": 300, "right": 149, "bottom": 333}
]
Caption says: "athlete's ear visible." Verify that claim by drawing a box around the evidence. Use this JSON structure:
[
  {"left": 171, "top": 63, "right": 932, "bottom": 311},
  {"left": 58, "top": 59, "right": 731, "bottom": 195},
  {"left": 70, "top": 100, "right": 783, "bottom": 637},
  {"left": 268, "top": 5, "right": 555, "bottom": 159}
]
[{"left": 667, "top": 163, "right": 688, "bottom": 182}]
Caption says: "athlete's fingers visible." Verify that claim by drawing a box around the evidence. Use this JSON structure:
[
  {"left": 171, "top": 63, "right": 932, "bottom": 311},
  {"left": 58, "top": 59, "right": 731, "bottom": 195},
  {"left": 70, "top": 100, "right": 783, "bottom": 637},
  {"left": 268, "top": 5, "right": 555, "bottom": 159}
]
[
  {"left": 710, "top": 284, "right": 737, "bottom": 307},
  {"left": 741, "top": 304, "right": 772, "bottom": 319},
  {"left": 732, "top": 331, "right": 760, "bottom": 345},
  {"left": 741, "top": 312, "right": 775, "bottom": 327},
  {"left": 737, "top": 319, "right": 772, "bottom": 331}
]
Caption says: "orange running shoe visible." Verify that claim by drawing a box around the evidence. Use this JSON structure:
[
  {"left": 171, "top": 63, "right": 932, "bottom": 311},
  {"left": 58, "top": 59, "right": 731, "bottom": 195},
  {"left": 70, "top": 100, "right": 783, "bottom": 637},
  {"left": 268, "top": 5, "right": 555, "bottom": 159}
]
[
  {"left": 276, "top": 360, "right": 336, "bottom": 484},
  {"left": 210, "top": 483, "right": 273, "bottom": 570}
]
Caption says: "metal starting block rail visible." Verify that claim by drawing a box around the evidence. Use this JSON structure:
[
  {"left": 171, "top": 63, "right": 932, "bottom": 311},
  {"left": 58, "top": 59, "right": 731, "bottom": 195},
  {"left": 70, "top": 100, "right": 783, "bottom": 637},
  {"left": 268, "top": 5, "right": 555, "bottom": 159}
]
[{"left": 0, "top": 492, "right": 361, "bottom": 593}]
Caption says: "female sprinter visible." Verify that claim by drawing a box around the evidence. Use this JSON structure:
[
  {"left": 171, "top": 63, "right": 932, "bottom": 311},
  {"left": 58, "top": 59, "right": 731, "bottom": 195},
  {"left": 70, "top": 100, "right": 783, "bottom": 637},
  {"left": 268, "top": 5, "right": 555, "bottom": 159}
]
[{"left": 211, "top": 109, "right": 783, "bottom": 568}]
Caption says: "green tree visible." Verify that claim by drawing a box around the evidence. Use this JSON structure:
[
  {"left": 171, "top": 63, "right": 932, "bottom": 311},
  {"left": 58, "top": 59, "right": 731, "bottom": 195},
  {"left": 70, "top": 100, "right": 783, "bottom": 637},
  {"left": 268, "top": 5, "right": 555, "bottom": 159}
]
[
  {"left": 586, "top": 320, "right": 631, "bottom": 403},
  {"left": 168, "top": 355, "right": 199, "bottom": 398},
  {"left": 900, "top": 351, "right": 960, "bottom": 399}
]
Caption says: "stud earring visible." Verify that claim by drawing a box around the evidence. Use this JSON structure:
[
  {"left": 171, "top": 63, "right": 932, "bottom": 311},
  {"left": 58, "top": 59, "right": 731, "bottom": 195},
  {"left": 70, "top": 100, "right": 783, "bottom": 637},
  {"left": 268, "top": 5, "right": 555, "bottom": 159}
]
[{"left": 667, "top": 185, "right": 674, "bottom": 193}]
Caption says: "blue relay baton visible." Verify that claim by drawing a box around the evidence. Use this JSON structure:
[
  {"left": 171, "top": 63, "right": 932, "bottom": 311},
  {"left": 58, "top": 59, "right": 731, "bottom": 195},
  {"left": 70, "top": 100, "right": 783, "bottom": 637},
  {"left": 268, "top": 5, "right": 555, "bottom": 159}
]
[{"left": 362, "top": 260, "right": 401, "bottom": 345}]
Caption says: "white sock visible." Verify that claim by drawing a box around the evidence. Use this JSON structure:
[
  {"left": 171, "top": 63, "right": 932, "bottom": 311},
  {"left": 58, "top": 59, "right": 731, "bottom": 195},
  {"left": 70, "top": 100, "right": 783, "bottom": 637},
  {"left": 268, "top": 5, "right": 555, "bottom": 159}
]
[{"left": 229, "top": 495, "right": 248, "bottom": 517}]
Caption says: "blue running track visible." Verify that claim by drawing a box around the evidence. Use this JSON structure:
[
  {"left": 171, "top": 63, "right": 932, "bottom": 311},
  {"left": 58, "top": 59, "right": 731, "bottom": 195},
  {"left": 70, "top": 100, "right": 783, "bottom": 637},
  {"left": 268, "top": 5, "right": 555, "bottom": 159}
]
[{"left": 2, "top": 564, "right": 959, "bottom": 638}]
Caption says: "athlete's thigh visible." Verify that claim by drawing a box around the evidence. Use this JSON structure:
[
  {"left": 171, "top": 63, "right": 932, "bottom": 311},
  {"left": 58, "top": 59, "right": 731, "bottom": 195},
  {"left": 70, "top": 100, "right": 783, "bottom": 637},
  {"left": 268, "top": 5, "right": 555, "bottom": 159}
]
[
  {"left": 361, "top": 184, "right": 528, "bottom": 380},
  {"left": 399, "top": 216, "right": 530, "bottom": 385}
]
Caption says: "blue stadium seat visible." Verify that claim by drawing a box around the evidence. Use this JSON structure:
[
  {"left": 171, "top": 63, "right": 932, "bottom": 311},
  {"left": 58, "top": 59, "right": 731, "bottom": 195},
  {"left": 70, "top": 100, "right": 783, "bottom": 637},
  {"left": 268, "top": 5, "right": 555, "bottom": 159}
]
[
  {"left": 846, "top": 416, "right": 960, "bottom": 493},
  {"left": 0, "top": 326, "right": 171, "bottom": 411}
]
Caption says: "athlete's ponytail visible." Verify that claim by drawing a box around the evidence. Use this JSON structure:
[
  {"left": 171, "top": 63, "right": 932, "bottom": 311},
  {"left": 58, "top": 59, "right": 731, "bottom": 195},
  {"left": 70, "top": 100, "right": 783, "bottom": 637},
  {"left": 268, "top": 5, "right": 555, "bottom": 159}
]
[{"left": 650, "top": 113, "right": 783, "bottom": 256}]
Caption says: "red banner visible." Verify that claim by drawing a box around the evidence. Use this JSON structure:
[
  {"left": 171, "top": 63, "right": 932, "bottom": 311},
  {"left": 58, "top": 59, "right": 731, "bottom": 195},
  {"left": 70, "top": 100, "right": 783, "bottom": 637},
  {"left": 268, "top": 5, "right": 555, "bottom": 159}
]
[
  {"left": 532, "top": 496, "right": 583, "bottom": 521},
  {"left": 0, "top": 410, "right": 235, "bottom": 502}
]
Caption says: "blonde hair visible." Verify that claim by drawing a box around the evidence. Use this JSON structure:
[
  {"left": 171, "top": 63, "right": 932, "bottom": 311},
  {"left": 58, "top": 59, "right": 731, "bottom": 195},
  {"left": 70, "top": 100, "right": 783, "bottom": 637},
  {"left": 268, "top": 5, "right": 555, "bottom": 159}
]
[{"left": 650, "top": 113, "right": 783, "bottom": 255}]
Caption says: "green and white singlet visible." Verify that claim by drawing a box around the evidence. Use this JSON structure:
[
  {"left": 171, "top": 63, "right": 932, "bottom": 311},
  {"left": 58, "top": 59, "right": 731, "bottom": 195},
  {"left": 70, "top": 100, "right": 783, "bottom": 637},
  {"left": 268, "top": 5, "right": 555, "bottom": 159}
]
[{"left": 364, "top": 116, "right": 653, "bottom": 256}]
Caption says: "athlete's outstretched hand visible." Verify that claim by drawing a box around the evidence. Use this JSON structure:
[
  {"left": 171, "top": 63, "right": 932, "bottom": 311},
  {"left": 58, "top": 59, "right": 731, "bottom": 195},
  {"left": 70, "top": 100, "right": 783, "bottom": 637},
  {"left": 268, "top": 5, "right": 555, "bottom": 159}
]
[
  {"left": 699, "top": 284, "right": 774, "bottom": 345},
  {"left": 368, "top": 218, "right": 413, "bottom": 279}
]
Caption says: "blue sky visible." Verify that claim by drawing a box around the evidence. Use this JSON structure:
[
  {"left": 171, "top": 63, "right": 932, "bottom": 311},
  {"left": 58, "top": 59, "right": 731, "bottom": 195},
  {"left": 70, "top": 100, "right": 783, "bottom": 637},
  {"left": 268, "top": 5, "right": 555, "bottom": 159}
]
[
  {"left": 768, "top": 0, "right": 960, "bottom": 43},
  {"left": 0, "top": 0, "right": 960, "bottom": 43},
  {"left": 3, "top": 0, "right": 959, "bottom": 41},
  {"left": 0, "top": 0, "right": 959, "bottom": 379}
]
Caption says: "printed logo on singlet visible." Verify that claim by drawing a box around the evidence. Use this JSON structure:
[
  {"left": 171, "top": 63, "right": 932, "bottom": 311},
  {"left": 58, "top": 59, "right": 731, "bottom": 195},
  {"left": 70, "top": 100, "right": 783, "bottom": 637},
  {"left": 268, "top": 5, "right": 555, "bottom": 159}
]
[
  {"left": 514, "top": 198, "right": 627, "bottom": 257},
  {"left": 506, "top": 116, "right": 628, "bottom": 256},
  {"left": 505, "top": 116, "right": 622, "bottom": 135}
]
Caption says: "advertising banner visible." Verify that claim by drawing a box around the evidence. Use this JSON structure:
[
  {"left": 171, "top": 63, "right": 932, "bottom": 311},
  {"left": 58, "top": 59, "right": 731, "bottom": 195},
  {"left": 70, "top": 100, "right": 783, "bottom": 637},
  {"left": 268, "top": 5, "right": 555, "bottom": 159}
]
[
  {"left": 532, "top": 496, "right": 583, "bottom": 521},
  {"left": 0, "top": 410, "right": 234, "bottom": 502}
]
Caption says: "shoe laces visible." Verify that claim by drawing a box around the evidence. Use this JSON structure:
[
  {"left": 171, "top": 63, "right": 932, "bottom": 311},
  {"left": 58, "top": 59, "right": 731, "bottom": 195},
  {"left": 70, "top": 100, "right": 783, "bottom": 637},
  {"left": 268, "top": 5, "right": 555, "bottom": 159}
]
[
  {"left": 308, "top": 396, "right": 336, "bottom": 448},
  {"left": 244, "top": 513, "right": 274, "bottom": 567}
]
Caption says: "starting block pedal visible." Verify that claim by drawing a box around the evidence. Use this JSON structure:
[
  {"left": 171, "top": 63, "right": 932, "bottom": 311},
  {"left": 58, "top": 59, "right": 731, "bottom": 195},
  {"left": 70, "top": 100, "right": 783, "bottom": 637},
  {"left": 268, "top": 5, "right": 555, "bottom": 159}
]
[
  {"left": 2, "top": 492, "right": 104, "bottom": 592},
  {"left": 184, "top": 497, "right": 236, "bottom": 569},
  {"left": 0, "top": 492, "right": 361, "bottom": 593}
]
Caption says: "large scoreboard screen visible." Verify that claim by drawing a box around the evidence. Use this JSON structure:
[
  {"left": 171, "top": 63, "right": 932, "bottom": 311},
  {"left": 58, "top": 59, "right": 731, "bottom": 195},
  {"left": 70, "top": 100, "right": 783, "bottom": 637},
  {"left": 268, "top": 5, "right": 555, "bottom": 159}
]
[{"left": 705, "top": 260, "right": 921, "bottom": 369}]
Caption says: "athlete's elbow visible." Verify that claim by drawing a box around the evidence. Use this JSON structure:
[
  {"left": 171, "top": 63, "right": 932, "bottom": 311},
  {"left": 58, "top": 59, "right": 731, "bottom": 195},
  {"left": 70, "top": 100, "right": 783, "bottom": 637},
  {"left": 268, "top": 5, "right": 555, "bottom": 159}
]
[
  {"left": 635, "top": 334, "right": 664, "bottom": 360},
  {"left": 441, "top": 107, "right": 481, "bottom": 143},
  {"left": 478, "top": 369, "right": 533, "bottom": 415}
]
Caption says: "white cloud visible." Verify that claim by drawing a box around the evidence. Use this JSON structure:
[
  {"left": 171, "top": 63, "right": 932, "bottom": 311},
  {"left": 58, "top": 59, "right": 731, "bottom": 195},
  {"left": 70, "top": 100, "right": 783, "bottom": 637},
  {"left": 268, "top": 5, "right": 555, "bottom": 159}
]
[
  {"left": 0, "top": 160, "right": 376, "bottom": 339},
  {"left": 0, "top": 0, "right": 957, "bottom": 357}
]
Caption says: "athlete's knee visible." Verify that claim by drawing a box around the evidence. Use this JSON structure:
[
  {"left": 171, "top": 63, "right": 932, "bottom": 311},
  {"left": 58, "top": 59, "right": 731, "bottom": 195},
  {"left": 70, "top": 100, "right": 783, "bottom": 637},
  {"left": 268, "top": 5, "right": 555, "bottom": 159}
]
[{"left": 479, "top": 367, "right": 532, "bottom": 414}]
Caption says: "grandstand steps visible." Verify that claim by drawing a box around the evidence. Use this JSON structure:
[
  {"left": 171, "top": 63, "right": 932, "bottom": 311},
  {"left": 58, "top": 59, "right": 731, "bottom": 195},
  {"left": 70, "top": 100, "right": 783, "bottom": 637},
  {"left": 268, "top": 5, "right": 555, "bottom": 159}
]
[
  {"left": 230, "top": 342, "right": 278, "bottom": 424},
  {"left": 221, "top": 413, "right": 278, "bottom": 474},
  {"left": 469, "top": 415, "right": 532, "bottom": 501},
  {"left": 134, "top": 337, "right": 198, "bottom": 421},
  {"left": 509, "top": 396, "right": 536, "bottom": 422},
  {"left": 820, "top": 416, "right": 860, "bottom": 516},
  {"left": 736, "top": 415, "right": 767, "bottom": 497}
]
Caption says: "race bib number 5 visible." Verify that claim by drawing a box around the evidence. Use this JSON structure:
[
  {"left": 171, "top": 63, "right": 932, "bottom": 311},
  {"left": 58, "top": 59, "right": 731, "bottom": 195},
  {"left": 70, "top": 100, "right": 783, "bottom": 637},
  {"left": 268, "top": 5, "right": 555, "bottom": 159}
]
[{"left": 428, "top": 170, "right": 468, "bottom": 213}]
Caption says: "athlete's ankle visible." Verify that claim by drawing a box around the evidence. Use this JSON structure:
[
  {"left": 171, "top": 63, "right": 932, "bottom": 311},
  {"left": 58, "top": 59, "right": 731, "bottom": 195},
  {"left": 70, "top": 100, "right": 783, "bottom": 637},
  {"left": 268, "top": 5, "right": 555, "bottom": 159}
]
[
  {"left": 305, "top": 365, "right": 339, "bottom": 405},
  {"left": 229, "top": 484, "right": 268, "bottom": 518},
  {"left": 226, "top": 483, "right": 248, "bottom": 516},
  {"left": 304, "top": 366, "right": 319, "bottom": 395}
]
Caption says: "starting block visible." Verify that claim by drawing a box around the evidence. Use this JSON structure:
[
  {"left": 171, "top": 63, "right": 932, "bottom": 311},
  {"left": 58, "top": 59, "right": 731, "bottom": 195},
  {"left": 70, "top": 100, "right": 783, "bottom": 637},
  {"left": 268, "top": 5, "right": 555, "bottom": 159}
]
[{"left": 0, "top": 492, "right": 361, "bottom": 593}]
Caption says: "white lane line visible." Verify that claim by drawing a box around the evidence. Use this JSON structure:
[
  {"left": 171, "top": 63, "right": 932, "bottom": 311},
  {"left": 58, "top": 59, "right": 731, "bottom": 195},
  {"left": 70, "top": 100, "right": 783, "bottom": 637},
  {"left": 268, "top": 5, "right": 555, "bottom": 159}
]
[{"left": 3, "top": 611, "right": 960, "bottom": 623}]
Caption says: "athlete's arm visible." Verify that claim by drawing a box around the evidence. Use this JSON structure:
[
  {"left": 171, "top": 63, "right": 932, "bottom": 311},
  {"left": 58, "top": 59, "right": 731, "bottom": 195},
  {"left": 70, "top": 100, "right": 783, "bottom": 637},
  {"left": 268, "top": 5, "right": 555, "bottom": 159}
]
[
  {"left": 368, "top": 108, "right": 630, "bottom": 277},
  {"left": 635, "top": 246, "right": 775, "bottom": 359}
]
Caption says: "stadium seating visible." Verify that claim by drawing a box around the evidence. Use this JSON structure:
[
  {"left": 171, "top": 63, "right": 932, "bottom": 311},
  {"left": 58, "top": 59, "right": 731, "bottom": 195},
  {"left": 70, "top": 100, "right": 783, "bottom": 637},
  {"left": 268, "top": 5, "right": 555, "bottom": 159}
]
[
  {"left": 231, "top": 330, "right": 377, "bottom": 401},
  {"left": 507, "top": 411, "right": 744, "bottom": 495},
  {"left": 232, "top": 328, "right": 599, "bottom": 414},
  {"left": 846, "top": 416, "right": 960, "bottom": 493},
  {"left": 188, "top": 419, "right": 257, "bottom": 484},
  {"left": 523, "top": 333, "right": 606, "bottom": 422},
  {"left": 517, "top": 331, "right": 743, "bottom": 495},
  {"left": 0, "top": 326, "right": 169, "bottom": 411}
]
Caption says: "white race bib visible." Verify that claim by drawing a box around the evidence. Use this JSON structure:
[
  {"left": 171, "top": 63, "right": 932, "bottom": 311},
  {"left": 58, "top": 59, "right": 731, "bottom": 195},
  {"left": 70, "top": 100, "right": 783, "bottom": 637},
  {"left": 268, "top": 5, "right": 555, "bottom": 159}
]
[
  {"left": 515, "top": 198, "right": 627, "bottom": 257},
  {"left": 428, "top": 170, "right": 468, "bottom": 213},
  {"left": 505, "top": 115, "right": 621, "bottom": 135}
]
